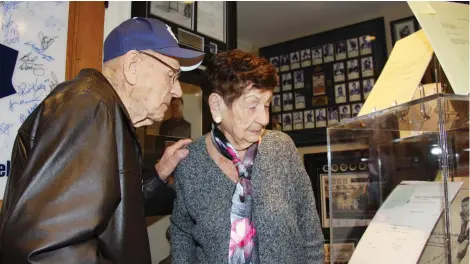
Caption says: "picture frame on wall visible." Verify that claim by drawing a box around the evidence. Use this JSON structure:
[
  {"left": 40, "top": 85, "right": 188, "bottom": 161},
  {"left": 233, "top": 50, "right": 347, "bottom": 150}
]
[
  {"left": 352, "top": 103, "right": 363, "bottom": 117},
  {"left": 272, "top": 94, "right": 281, "bottom": 112},
  {"left": 270, "top": 56, "right": 279, "bottom": 71},
  {"left": 290, "top": 51, "right": 301, "bottom": 69},
  {"left": 335, "top": 41, "right": 347, "bottom": 60},
  {"left": 273, "top": 78, "right": 281, "bottom": 93},
  {"left": 280, "top": 54, "right": 290, "bottom": 72},
  {"left": 339, "top": 104, "right": 351, "bottom": 121},
  {"left": 283, "top": 93, "right": 293, "bottom": 111},
  {"left": 282, "top": 113, "right": 293, "bottom": 131},
  {"left": 271, "top": 114, "right": 282, "bottom": 131},
  {"left": 312, "top": 72, "right": 326, "bottom": 96},
  {"left": 359, "top": 35, "right": 372, "bottom": 55},
  {"left": 390, "top": 16, "right": 420, "bottom": 46},
  {"left": 149, "top": 1, "right": 194, "bottom": 30},
  {"left": 363, "top": 78, "right": 374, "bottom": 99},
  {"left": 209, "top": 42, "right": 218, "bottom": 54},
  {"left": 281, "top": 72, "right": 292, "bottom": 91},
  {"left": 333, "top": 62, "right": 345, "bottom": 83},
  {"left": 293, "top": 111, "right": 304, "bottom": 130},
  {"left": 312, "top": 95, "right": 329, "bottom": 107},
  {"left": 361, "top": 56, "right": 374, "bottom": 77},
  {"left": 347, "top": 38, "right": 359, "bottom": 58},
  {"left": 295, "top": 92, "right": 305, "bottom": 109},
  {"left": 294, "top": 70, "right": 304, "bottom": 89},
  {"left": 311, "top": 47, "right": 323, "bottom": 65},
  {"left": 323, "top": 44, "right": 334, "bottom": 63},
  {"left": 301, "top": 48, "right": 312, "bottom": 67},
  {"left": 348, "top": 81, "right": 361, "bottom": 102},
  {"left": 327, "top": 107, "right": 339, "bottom": 125},
  {"left": 315, "top": 108, "right": 327, "bottom": 128},
  {"left": 347, "top": 59, "right": 360, "bottom": 80},
  {"left": 304, "top": 110, "right": 315, "bottom": 129},
  {"left": 335, "top": 84, "right": 347, "bottom": 104}
]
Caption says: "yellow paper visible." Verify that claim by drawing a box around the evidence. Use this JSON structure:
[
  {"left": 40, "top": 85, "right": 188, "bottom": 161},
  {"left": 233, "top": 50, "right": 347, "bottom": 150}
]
[
  {"left": 408, "top": 1, "right": 469, "bottom": 95},
  {"left": 359, "top": 30, "right": 433, "bottom": 116}
]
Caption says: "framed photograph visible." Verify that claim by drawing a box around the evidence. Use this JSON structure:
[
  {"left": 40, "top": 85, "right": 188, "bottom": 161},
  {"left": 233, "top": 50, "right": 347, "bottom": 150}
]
[
  {"left": 293, "top": 70, "right": 304, "bottom": 89},
  {"left": 290, "top": 51, "right": 300, "bottom": 69},
  {"left": 351, "top": 103, "right": 363, "bottom": 117},
  {"left": 271, "top": 114, "right": 282, "bottom": 131},
  {"left": 339, "top": 105, "right": 351, "bottom": 121},
  {"left": 281, "top": 72, "right": 292, "bottom": 91},
  {"left": 348, "top": 81, "right": 361, "bottom": 102},
  {"left": 335, "top": 41, "right": 347, "bottom": 60},
  {"left": 327, "top": 107, "right": 339, "bottom": 125},
  {"left": 312, "top": 95, "right": 328, "bottom": 107},
  {"left": 304, "top": 110, "right": 315, "bottom": 129},
  {"left": 320, "top": 173, "right": 376, "bottom": 228},
  {"left": 295, "top": 92, "right": 305, "bottom": 109},
  {"left": 311, "top": 47, "right": 323, "bottom": 65},
  {"left": 270, "top": 56, "right": 280, "bottom": 71},
  {"left": 390, "top": 16, "right": 420, "bottom": 46},
  {"left": 335, "top": 84, "right": 347, "bottom": 104},
  {"left": 333, "top": 62, "right": 345, "bottom": 83},
  {"left": 359, "top": 35, "right": 372, "bottom": 55},
  {"left": 280, "top": 54, "right": 290, "bottom": 72},
  {"left": 301, "top": 48, "right": 312, "bottom": 67},
  {"left": 273, "top": 79, "right": 281, "bottom": 93},
  {"left": 324, "top": 240, "right": 357, "bottom": 264},
  {"left": 347, "top": 59, "right": 360, "bottom": 80},
  {"left": 209, "top": 42, "right": 218, "bottom": 54},
  {"left": 282, "top": 113, "right": 293, "bottom": 131},
  {"left": 150, "top": 1, "right": 194, "bottom": 29},
  {"left": 271, "top": 94, "right": 281, "bottom": 112},
  {"left": 323, "top": 43, "right": 334, "bottom": 63},
  {"left": 197, "top": 1, "right": 226, "bottom": 42},
  {"left": 361, "top": 56, "right": 374, "bottom": 77},
  {"left": 312, "top": 72, "right": 326, "bottom": 96},
  {"left": 293, "top": 111, "right": 304, "bottom": 130},
  {"left": 362, "top": 78, "right": 374, "bottom": 100},
  {"left": 347, "top": 37, "right": 359, "bottom": 58},
  {"left": 283, "top": 93, "right": 293, "bottom": 111},
  {"left": 315, "top": 108, "right": 327, "bottom": 128}
]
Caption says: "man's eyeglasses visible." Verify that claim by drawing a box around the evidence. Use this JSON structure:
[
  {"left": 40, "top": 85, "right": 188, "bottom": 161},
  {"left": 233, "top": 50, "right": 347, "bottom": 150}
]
[{"left": 139, "top": 51, "right": 181, "bottom": 83}]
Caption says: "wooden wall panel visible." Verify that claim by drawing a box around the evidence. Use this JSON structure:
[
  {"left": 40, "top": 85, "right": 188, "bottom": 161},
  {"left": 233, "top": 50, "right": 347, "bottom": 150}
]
[{"left": 66, "top": 1, "right": 105, "bottom": 80}]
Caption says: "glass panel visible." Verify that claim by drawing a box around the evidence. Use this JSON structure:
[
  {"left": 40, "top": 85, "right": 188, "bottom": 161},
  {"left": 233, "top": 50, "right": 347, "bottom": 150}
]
[
  {"left": 149, "top": 1, "right": 194, "bottom": 30},
  {"left": 327, "top": 94, "right": 469, "bottom": 263},
  {"left": 197, "top": 1, "right": 225, "bottom": 42}
]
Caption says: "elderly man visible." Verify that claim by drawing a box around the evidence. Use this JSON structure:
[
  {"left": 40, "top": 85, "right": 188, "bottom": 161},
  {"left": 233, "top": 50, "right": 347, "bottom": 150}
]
[{"left": 0, "top": 17, "right": 204, "bottom": 263}]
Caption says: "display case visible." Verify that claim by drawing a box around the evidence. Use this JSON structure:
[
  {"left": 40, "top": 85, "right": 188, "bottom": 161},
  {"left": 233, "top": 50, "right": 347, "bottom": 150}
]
[{"left": 326, "top": 93, "right": 469, "bottom": 263}]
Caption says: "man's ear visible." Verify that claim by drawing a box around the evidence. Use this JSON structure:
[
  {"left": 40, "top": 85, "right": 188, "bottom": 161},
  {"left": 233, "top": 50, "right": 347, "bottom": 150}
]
[
  {"left": 208, "top": 93, "right": 225, "bottom": 123},
  {"left": 122, "top": 50, "right": 139, "bottom": 85}
]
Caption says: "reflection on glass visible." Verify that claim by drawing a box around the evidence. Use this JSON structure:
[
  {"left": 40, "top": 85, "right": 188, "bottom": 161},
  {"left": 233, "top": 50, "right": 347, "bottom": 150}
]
[
  {"left": 197, "top": 1, "right": 225, "bottom": 42},
  {"left": 150, "top": 1, "right": 193, "bottom": 29}
]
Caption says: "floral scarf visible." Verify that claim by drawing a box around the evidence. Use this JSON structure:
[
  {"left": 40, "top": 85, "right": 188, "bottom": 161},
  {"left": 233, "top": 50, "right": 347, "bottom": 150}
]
[{"left": 211, "top": 125, "right": 259, "bottom": 264}]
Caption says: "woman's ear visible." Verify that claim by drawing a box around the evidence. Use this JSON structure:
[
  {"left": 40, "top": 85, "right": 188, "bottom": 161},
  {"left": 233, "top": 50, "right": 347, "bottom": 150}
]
[
  {"left": 208, "top": 93, "right": 224, "bottom": 123},
  {"left": 122, "top": 50, "right": 139, "bottom": 85}
]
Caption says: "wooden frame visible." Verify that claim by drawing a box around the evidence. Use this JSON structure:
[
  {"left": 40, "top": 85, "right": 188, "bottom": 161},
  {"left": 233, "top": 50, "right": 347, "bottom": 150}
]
[{"left": 390, "top": 16, "right": 420, "bottom": 47}]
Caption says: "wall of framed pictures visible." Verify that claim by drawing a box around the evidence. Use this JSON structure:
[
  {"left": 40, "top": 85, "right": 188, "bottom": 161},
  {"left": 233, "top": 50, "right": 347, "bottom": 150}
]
[{"left": 260, "top": 18, "right": 388, "bottom": 147}]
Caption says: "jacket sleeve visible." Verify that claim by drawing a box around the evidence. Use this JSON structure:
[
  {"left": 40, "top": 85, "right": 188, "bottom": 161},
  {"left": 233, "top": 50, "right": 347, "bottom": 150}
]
[
  {"left": 285, "top": 136, "right": 325, "bottom": 263},
  {"left": 170, "top": 163, "right": 196, "bottom": 264},
  {"left": 142, "top": 165, "right": 175, "bottom": 216},
  {"left": 0, "top": 93, "right": 120, "bottom": 264}
]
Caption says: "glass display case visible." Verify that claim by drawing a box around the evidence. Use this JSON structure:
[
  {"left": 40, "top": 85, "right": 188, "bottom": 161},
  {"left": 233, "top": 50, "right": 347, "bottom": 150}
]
[{"left": 326, "top": 93, "right": 469, "bottom": 263}]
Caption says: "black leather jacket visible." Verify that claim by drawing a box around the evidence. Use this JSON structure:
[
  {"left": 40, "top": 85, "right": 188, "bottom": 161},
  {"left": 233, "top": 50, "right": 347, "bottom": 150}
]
[{"left": 0, "top": 69, "right": 172, "bottom": 264}]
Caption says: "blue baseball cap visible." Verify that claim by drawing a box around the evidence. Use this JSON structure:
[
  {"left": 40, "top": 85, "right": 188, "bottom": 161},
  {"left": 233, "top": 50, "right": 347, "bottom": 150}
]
[{"left": 104, "top": 17, "right": 205, "bottom": 71}]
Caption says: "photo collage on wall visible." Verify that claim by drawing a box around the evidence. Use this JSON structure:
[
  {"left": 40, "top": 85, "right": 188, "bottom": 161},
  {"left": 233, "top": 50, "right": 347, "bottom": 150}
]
[{"left": 269, "top": 35, "right": 376, "bottom": 132}]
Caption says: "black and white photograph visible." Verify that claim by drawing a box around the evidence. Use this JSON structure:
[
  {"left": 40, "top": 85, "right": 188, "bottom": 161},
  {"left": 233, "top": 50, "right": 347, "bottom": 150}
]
[
  {"left": 290, "top": 51, "right": 300, "bottom": 69},
  {"left": 347, "top": 59, "right": 360, "bottom": 80},
  {"left": 209, "top": 42, "right": 217, "bottom": 54},
  {"left": 272, "top": 94, "right": 281, "bottom": 112},
  {"left": 280, "top": 54, "right": 290, "bottom": 72},
  {"left": 282, "top": 113, "right": 293, "bottom": 131},
  {"left": 335, "top": 41, "right": 347, "bottom": 60},
  {"left": 301, "top": 48, "right": 312, "bottom": 67},
  {"left": 315, "top": 108, "right": 327, "bottom": 128},
  {"left": 271, "top": 114, "right": 282, "bottom": 131},
  {"left": 361, "top": 56, "right": 374, "bottom": 77},
  {"left": 359, "top": 35, "right": 372, "bottom": 55},
  {"left": 295, "top": 92, "right": 305, "bottom": 109},
  {"left": 283, "top": 93, "right": 293, "bottom": 111},
  {"left": 323, "top": 43, "right": 334, "bottom": 63},
  {"left": 270, "top": 56, "right": 280, "bottom": 70},
  {"left": 333, "top": 62, "right": 345, "bottom": 82},
  {"left": 294, "top": 70, "right": 304, "bottom": 89},
  {"left": 281, "top": 72, "right": 292, "bottom": 91},
  {"left": 362, "top": 78, "right": 374, "bottom": 99},
  {"left": 150, "top": 1, "right": 193, "bottom": 29},
  {"left": 312, "top": 95, "right": 328, "bottom": 107},
  {"left": 327, "top": 107, "right": 339, "bottom": 125},
  {"left": 340, "top": 105, "right": 351, "bottom": 121},
  {"left": 348, "top": 81, "right": 361, "bottom": 102},
  {"left": 335, "top": 84, "right": 347, "bottom": 104},
  {"left": 320, "top": 173, "right": 377, "bottom": 228},
  {"left": 311, "top": 47, "right": 323, "bottom": 65},
  {"left": 352, "top": 103, "right": 363, "bottom": 117},
  {"left": 347, "top": 37, "right": 359, "bottom": 58},
  {"left": 293, "top": 111, "right": 303, "bottom": 130},
  {"left": 273, "top": 77, "right": 281, "bottom": 93},
  {"left": 390, "top": 16, "right": 420, "bottom": 46},
  {"left": 304, "top": 110, "right": 315, "bottom": 129},
  {"left": 312, "top": 73, "right": 326, "bottom": 96}
]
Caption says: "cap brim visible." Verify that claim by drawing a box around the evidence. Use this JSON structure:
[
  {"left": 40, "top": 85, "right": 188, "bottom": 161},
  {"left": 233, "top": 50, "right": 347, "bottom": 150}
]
[{"left": 157, "top": 46, "right": 204, "bottom": 72}]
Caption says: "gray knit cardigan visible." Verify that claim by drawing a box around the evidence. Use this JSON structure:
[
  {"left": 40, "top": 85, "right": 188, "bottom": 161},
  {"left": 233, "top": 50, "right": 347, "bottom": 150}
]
[{"left": 170, "top": 130, "right": 324, "bottom": 264}]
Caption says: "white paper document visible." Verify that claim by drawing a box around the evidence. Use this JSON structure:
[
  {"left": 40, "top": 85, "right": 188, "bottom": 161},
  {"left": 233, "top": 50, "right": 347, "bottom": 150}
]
[{"left": 349, "top": 181, "right": 463, "bottom": 264}]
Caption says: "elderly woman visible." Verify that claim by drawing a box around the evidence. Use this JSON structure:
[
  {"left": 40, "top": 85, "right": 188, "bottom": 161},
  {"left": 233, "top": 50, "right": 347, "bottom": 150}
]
[{"left": 171, "top": 50, "right": 324, "bottom": 264}]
